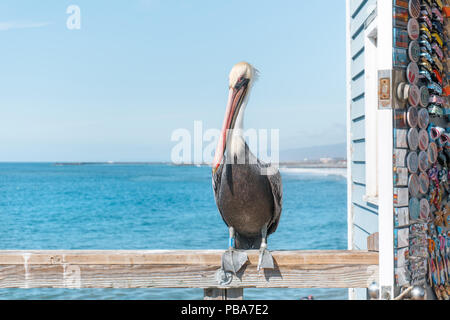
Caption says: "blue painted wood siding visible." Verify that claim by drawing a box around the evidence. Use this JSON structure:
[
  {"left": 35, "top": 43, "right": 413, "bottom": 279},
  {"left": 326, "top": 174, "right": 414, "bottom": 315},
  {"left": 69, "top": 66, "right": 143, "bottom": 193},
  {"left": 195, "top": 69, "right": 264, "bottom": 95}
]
[{"left": 349, "top": 0, "right": 379, "bottom": 255}]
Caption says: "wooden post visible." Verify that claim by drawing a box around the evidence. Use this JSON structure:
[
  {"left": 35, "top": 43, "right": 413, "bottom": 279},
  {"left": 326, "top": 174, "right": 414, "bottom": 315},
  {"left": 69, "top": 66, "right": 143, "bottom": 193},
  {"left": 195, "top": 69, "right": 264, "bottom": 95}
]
[{"left": 204, "top": 288, "right": 243, "bottom": 300}]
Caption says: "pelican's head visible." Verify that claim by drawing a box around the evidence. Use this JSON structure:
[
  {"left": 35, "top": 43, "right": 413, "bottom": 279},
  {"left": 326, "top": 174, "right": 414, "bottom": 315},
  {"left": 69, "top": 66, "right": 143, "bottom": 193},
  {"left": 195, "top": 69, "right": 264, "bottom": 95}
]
[
  {"left": 228, "top": 61, "right": 258, "bottom": 90},
  {"left": 212, "top": 62, "right": 258, "bottom": 173}
]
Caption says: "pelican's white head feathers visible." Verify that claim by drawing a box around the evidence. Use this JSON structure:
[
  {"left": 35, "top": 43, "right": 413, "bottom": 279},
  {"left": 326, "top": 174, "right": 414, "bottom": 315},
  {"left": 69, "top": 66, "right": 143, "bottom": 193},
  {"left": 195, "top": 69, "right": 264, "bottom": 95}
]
[{"left": 228, "top": 61, "right": 259, "bottom": 89}]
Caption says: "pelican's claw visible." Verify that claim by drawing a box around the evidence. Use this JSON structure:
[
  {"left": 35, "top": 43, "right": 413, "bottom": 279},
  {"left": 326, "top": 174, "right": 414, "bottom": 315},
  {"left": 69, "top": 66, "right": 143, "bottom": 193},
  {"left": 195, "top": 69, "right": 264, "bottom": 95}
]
[
  {"left": 221, "top": 249, "right": 248, "bottom": 274},
  {"left": 257, "top": 248, "right": 274, "bottom": 270}
]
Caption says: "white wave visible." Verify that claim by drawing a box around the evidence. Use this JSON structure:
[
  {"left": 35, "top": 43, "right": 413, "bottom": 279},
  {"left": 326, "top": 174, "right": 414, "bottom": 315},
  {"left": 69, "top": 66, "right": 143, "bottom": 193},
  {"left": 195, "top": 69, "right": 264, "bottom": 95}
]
[{"left": 280, "top": 167, "right": 347, "bottom": 178}]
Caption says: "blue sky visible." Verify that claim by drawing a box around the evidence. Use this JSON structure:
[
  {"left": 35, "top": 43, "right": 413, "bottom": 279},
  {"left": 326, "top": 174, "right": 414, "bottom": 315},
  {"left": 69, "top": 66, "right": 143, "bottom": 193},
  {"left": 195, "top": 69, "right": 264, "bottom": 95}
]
[{"left": 0, "top": 1, "right": 346, "bottom": 162}]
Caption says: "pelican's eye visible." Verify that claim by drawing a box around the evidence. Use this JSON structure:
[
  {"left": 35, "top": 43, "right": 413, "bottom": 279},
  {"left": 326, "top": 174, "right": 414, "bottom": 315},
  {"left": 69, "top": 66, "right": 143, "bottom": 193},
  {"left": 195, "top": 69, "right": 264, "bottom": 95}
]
[{"left": 234, "top": 76, "right": 249, "bottom": 90}]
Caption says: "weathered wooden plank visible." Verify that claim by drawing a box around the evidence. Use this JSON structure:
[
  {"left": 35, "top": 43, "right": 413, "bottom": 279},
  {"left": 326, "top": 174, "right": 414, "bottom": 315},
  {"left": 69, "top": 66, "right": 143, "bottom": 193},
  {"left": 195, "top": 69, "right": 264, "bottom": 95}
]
[
  {"left": 0, "top": 263, "right": 379, "bottom": 289},
  {"left": 0, "top": 250, "right": 379, "bottom": 289},
  {"left": 0, "top": 250, "right": 379, "bottom": 266}
]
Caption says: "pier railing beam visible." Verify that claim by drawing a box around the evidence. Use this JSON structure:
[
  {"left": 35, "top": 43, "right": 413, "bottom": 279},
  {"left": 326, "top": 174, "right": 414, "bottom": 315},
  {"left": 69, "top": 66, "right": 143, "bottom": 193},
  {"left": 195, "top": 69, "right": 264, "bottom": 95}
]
[{"left": 0, "top": 250, "right": 379, "bottom": 298}]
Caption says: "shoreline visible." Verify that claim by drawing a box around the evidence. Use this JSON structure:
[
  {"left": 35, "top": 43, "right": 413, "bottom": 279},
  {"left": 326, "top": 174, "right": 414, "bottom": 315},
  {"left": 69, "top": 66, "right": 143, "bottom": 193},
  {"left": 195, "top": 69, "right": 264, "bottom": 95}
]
[{"left": 49, "top": 161, "right": 347, "bottom": 168}]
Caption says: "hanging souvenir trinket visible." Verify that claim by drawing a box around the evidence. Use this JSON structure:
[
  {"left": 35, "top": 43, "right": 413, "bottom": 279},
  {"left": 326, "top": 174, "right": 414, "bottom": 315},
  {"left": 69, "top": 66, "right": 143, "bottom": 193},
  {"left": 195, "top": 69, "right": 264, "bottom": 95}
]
[
  {"left": 428, "top": 142, "right": 438, "bottom": 164},
  {"left": 409, "top": 173, "right": 421, "bottom": 198},
  {"left": 408, "top": 127, "right": 419, "bottom": 150},
  {"left": 394, "top": 187, "right": 409, "bottom": 207},
  {"left": 409, "top": 40, "right": 421, "bottom": 62},
  {"left": 410, "top": 197, "right": 421, "bottom": 220},
  {"left": 419, "top": 150, "right": 430, "bottom": 172},
  {"left": 395, "top": 227, "right": 410, "bottom": 248},
  {"left": 407, "top": 106, "right": 419, "bottom": 127},
  {"left": 419, "top": 198, "right": 430, "bottom": 220},
  {"left": 409, "top": 0, "right": 421, "bottom": 18},
  {"left": 394, "top": 28, "right": 409, "bottom": 48},
  {"left": 419, "top": 86, "right": 430, "bottom": 107},
  {"left": 418, "top": 129, "right": 429, "bottom": 151},
  {"left": 408, "top": 84, "right": 421, "bottom": 106},
  {"left": 407, "top": 151, "right": 419, "bottom": 173},
  {"left": 394, "top": 7, "right": 409, "bottom": 28},
  {"left": 394, "top": 167, "right": 409, "bottom": 186},
  {"left": 394, "top": 110, "right": 408, "bottom": 128},
  {"left": 394, "top": 148, "right": 408, "bottom": 167},
  {"left": 407, "top": 62, "right": 420, "bottom": 84},
  {"left": 420, "top": 69, "right": 433, "bottom": 82},
  {"left": 395, "top": 207, "right": 410, "bottom": 227},
  {"left": 419, "top": 172, "right": 430, "bottom": 194},
  {"left": 395, "top": 129, "right": 409, "bottom": 148},
  {"left": 394, "top": 48, "right": 409, "bottom": 68}
]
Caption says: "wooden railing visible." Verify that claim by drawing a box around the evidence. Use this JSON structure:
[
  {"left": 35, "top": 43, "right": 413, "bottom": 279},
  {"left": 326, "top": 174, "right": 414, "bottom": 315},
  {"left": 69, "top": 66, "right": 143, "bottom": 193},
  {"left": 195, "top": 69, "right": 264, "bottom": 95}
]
[{"left": 0, "top": 250, "right": 379, "bottom": 300}]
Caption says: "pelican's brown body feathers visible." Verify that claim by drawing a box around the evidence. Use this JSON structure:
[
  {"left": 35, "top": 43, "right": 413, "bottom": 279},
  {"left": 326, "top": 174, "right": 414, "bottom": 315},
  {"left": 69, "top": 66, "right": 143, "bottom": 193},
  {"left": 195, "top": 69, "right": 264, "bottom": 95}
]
[{"left": 212, "top": 143, "right": 282, "bottom": 249}]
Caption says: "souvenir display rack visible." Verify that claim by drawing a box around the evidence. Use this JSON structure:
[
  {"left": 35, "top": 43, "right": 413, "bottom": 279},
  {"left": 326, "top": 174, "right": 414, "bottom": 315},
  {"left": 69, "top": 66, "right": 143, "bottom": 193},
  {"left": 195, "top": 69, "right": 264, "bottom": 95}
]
[{"left": 392, "top": 0, "right": 450, "bottom": 300}]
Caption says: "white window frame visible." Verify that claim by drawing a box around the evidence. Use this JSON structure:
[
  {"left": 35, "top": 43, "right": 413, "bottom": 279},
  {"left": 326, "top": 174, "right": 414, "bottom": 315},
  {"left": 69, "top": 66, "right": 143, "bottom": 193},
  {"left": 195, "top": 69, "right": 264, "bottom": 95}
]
[{"left": 363, "top": 18, "right": 379, "bottom": 205}]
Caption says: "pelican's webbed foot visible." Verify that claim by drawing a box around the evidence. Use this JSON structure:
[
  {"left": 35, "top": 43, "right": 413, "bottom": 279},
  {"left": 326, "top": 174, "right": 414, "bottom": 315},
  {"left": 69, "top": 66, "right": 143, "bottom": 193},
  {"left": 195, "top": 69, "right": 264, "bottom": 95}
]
[
  {"left": 221, "top": 249, "right": 248, "bottom": 274},
  {"left": 257, "top": 224, "right": 274, "bottom": 270},
  {"left": 221, "top": 227, "right": 248, "bottom": 274},
  {"left": 257, "top": 243, "right": 274, "bottom": 270}
]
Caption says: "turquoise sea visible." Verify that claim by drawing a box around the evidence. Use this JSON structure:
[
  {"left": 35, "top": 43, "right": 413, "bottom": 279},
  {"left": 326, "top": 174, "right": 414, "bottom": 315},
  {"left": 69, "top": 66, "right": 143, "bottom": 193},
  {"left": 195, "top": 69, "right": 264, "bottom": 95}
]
[{"left": 0, "top": 163, "right": 347, "bottom": 300}]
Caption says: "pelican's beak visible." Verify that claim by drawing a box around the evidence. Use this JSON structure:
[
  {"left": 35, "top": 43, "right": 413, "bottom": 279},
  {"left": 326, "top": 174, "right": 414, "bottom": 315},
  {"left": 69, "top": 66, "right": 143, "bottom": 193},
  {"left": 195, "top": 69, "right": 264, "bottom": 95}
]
[{"left": 212, "top": 78, "right": 249, "bottom": 174}]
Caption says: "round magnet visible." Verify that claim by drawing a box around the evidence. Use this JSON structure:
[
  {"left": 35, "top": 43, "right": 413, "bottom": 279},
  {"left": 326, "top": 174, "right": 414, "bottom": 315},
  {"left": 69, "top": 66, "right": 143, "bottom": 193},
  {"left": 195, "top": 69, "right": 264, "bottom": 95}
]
[
  {"left": 407, "top": 62, "right": 419, "bottom": 84},
  {"left": 409, "top": 197, "right": 420, "bottom": 220},
  {"left": 407, "top": 151, "right": 419, "bottom": 173},
  {"left": 409, "top": 0, "right": 421, "bottom": 18},
  {"left": 408, "top": 18, "right": 420, "bottom": 40},
  {"left": 419, "top": 198, "right": 430, "bottom": 219},
  {"left": 408, "top": 40, "right": 420, "bottom": 62},
  {"left": 407, "top": 127, "right": 419, "bottom": 151},
  {"left": 407, "top": 106, "right": 418, "bottom": 128},
  {"left": 397, "top": 82, "right": 406, "bottom": 101},
  {"left": 427, "top": 141, "right": 437, "bottom": 164},
  {"left": 419, "top": 86, "right": 429, "bottom": 107},
  {"left": 408, "top": 173, "right": 420, "bottom": 198},
  {"left": 419, "top": 172, "right": 429, "bottom": 194},
  {"left": 418, "top": 150, "right": 429, "bottom": 172},
  {"left": 418, "top": 129, "right": 429, "bottom": 151},
  {"left": 417, "top": 108, "right": 429, "bottom": 129},
  {"left": 408, "top": 84, "right": 420, "bottom": 106}
]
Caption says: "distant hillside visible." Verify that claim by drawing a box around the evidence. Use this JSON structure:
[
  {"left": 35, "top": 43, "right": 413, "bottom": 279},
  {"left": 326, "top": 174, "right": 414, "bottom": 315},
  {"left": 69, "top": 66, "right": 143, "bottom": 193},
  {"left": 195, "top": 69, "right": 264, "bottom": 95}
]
[{"left": 280, "top": 143, "right": 346, "bottom": 162}]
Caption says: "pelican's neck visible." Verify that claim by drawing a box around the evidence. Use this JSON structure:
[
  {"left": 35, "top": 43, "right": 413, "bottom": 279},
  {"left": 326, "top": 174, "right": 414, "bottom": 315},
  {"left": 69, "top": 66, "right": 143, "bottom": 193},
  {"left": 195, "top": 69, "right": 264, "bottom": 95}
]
[{"left": 227, "top": 104, "right": 246, "bottom": 159}]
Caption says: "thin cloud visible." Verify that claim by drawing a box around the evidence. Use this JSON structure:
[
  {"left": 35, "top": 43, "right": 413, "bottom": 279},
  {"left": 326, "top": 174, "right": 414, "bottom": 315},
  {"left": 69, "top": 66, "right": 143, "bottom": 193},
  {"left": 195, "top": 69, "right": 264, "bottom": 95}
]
[{"left": 0, "top": 21, "right": 52, "bottom": 31}]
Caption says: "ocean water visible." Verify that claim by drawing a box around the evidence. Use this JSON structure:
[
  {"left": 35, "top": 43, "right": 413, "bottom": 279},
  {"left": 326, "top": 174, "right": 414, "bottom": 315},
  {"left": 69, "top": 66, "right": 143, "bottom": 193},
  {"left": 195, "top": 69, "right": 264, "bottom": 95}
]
[{"left": 0, "top": 163, "right": 347, "bottom": 300}]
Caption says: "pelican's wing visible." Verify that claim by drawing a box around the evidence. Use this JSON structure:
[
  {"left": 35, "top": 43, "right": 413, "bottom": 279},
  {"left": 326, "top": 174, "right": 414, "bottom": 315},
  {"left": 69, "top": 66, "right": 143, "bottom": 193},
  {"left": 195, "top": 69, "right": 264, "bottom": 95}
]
[
  {"left": 256, "top": 159, "right": 282, "bottom": 235},
  {"left": 212, "top": 162, "right": 230, "bottom": 227},
  {"left": 266, "top": 169, "right": 282, "bottom": 234}
]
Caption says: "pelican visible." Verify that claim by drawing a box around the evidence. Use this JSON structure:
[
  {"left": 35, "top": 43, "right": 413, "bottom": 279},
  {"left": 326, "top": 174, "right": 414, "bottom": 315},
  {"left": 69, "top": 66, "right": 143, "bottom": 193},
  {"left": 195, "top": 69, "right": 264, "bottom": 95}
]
[{"left": 212, "top": 62, "right": 282, "bottom": 273}]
